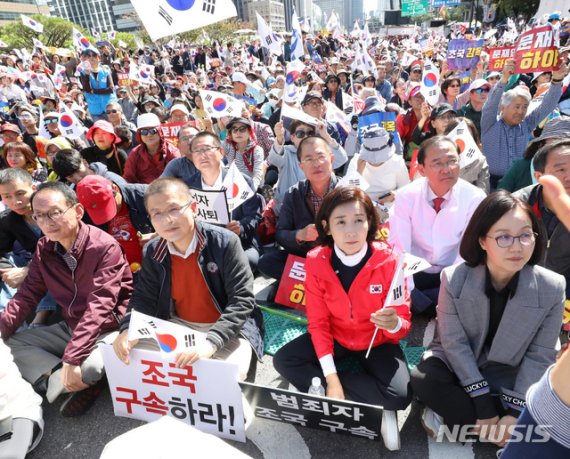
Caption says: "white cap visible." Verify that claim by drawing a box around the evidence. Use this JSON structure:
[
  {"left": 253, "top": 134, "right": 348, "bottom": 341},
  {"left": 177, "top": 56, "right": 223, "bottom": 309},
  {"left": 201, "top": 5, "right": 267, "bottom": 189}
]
[
  {"left": 231, "top": 71, "right": 248, "bottom": 85},
  {"left": 170, "top": 104, "right": 189, "bottom": 115},
  {"left": 468, "top": 79, "right": 490, "bottom": 91},
  {"left": 137, "top": 113, "right": 161, "bottom": 129}
]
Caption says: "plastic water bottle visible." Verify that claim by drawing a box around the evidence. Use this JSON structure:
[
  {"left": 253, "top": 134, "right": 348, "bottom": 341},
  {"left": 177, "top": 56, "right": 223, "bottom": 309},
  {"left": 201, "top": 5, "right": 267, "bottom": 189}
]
[{"left": 308, "top": 377, "right": 325, "bottom": 396}]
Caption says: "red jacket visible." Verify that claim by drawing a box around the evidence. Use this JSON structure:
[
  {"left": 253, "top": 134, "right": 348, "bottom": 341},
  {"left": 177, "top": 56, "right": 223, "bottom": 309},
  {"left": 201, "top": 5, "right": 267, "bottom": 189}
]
[
  {"left": 305, "top": 241, "right": 411, "bottom": 359},
  {"left": 0, "top": 223, "right": 133, "bottom": 366},
  {"left": 123, "top": 134, "right": 180, "bottom": 184}
]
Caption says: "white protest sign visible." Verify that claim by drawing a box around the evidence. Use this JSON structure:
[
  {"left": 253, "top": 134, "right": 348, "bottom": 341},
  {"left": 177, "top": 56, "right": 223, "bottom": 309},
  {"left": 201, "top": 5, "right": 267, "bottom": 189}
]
[
  {"left": 101, "top": 345, "right": 245, "bottom": 442},
  {"left": 190, "top": 188, "right": 230, "bottom": 225},
  {"left": 128, "top": 310, "right": 208, "bottom": 355},
  {"left": 447, "top": 120, "right": 480, "bottom": 169}
]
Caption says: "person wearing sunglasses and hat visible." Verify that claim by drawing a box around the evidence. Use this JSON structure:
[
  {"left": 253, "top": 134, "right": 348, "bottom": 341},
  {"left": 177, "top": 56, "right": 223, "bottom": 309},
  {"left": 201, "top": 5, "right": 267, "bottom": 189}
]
[
  {"left": 78, "top": 48, "right": 117, "bottom": 121},
  {"left": 81, "top": 120, "right": 128, "bottom": 178},
  {"left": 411, "top": 103, "right": 457, "bottom": 147},
  {"left": 123, "top": 113, "right": 180, "bottom": 185},
  {"left": 456, "top": 79, "right": 491, "bottom": 136},
  {"left": 323, "top": 74, "right": 344, "bottom": 111}
]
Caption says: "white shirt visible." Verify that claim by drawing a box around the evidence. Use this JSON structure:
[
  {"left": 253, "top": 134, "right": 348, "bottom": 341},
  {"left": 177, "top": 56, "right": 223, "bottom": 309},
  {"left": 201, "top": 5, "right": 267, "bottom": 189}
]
[
  {"left": 389, "top": 177, "right": 486, "bottom": 273},
  {"left": 167, "top": 231, "right": 197, "bottom": 259},
  {"left": 201, "top": 168, "right": 223, "bottom": 191}
]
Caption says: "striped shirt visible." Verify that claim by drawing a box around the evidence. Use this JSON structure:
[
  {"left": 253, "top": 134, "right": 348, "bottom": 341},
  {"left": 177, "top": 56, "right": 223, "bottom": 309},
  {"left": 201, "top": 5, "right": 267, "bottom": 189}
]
[{"left": 480, "top": 82, "right": 562, "bottom": 176}]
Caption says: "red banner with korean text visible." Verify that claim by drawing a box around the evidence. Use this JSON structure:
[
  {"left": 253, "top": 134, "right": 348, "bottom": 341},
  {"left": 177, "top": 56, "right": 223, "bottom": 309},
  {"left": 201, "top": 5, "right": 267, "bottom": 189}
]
[
  {"left": 275, "top": 255, "right": 307, "bottom": 311},
  {"left": 487, "top": 46, "right": 515, "bottom": 71},
  {"left": 514, "top": 25, "right": 560, "bottom": 73},
  {"left": 160, "top": 121, "right": 197, "bottom": 148}
]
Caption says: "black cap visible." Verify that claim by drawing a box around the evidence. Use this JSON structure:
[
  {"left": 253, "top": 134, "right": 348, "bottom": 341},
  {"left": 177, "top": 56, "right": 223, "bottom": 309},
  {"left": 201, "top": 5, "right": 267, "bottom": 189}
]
[
  {"left": 431, "top": 103, "right": 456, "bottom": 120},
  {"left": 301, "top": 91, "right": 324, "bottom": 106},
  {"left": 226, "top": 117, "right": 252, "bottom": 131}
]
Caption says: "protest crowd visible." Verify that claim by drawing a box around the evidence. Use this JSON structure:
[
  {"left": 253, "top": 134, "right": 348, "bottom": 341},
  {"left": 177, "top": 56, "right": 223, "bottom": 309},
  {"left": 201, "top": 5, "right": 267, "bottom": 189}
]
[{"left": 2, "top": 5, "right": 570, "bottom": 458}]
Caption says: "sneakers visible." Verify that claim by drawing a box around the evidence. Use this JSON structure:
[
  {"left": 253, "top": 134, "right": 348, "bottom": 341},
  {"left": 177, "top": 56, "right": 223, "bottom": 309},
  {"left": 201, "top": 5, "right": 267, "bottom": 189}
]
[
  {"left": 60, "top": 379, "right": 105, "bottom": 417},
  {"left": 381, "top": 410, "right": 401, "bottom": 451},
  {"left": 421, "top": 407, "right": 444, "bottom": 438}
]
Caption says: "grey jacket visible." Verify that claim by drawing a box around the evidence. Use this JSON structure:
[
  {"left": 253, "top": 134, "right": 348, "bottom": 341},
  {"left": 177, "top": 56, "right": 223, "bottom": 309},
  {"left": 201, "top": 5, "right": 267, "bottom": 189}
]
[{"left": 427, "top": 263, "right": 565, "bottom": 406}]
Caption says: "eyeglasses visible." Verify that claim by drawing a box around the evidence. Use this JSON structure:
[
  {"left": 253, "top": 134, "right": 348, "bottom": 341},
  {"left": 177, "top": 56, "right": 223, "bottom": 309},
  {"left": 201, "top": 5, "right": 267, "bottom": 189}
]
[
  {"left": 428, "top": 158, "right": 460, "bottom": 171},
  {"left": 487, "top": 232, "right": 537, "bottom": 248},
  {"left": 229, "top": 125, "right": 248, "bottom": 134},
  {"left": 300, "top": 154, "right": 329, "bottom": 166},
  {"left": 149, "top": 201, "right": 192, "bottom": 221},
  {"left": 473, "top": 88, "right": 490, "bottom": 94},
  {"left": 412, "top": 70, "right": 422, "bottom": 73},
  {"left": 139, "top": 127, "right": 159, "bottom": 136},
  {"left": 45, "top": 118, "right": 58, "bottom": 124},
  {"left": 191, "top": 145, "right": 219, "bottom": 155},
  {"left": 487, "top": 76, "right": 500, "bottom": 81},
  {"left": 305, "top": 100, "right": 323, "bottom": 107},
  {"left": 293, "top": 129, "right": 315, "bottom": 139},
  {"left": 31, "top": 205, "right": 73, "bottom": 223},
  {"left": 179, "top": 135, "right": 195, "bottom": 143},
  {"left": 106, "top": 109, "right": 120, "bottom": 114}
]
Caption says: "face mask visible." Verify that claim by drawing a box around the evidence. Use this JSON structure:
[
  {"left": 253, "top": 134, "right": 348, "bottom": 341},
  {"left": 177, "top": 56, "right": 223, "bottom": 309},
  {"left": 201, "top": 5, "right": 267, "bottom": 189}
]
[{"left": 269, "top": 98, "right": 278, "bottom": 107}]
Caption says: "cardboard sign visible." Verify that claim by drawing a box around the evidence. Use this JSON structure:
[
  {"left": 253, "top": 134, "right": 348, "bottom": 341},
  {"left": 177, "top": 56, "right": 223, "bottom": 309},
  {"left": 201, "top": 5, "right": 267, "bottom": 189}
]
[
  {"left": 357, "top": 112, "right": 399, "bottom": 145},
  {"left": 275, "top": 255, "right": 307, "bottom": 311},
  {"left": 446, "top": 39, "right": 484, "bottom": 70},
  {"left": 159, "top": 121, "right": 196, "bottom": 148},
  {"left": 240, "top": 382, "right": 383, "bottom": 441},
  {"left": 189, "top": 188, "right": 230, "bottom": 225},
  {"left": 101, "top": 346, "right": 245, "bottom": 442},
  {"left": 487, "top": 46, "right": 515, "bottom": 71},
  {"left": 514, "top": 26, "right": 560, "bottom": 73},
  {"left": 117, "top": 72, "right": 130, "bottom": 87}
]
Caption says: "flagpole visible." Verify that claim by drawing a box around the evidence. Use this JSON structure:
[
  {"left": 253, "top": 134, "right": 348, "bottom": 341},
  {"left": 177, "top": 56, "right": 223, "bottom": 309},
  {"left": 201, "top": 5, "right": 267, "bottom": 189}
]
[{"left": 365, "top": 253, "right": 406, "bottom": 359}]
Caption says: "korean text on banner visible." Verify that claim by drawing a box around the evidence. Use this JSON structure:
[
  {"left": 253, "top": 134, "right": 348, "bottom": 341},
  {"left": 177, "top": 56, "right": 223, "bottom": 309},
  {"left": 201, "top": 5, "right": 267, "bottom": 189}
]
[
  {"left": 514, "top": 25, "right": 560, "bottom": 74},
  {"left": 358, "top": 112, "right": 399, "bottom": 144},
  {"left": 189, "top": 188, "right": 230, "bottom": 225},
  {"left": 275, "top": 255, "right": 307, "bottom": 311},
  {"left": 446, "top": 39, "right": 484, "bottom": 70},
  {"left": 101, "top": 345, "right": 245, "bottom": 442},
  {"left": 487, "top": 47, "right": 515, "bottom": 71}
]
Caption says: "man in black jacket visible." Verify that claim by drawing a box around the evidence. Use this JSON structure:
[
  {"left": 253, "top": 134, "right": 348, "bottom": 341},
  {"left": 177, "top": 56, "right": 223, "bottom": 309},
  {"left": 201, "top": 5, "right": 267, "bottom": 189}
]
[
  {"left": 75, "top": 175, "right": 154, "bottom": 271},
  {"left": 111, "top": 177, "right": 263, "bottom": 381},
  {"left": 258, "top": 136, "right": 338, "bottom": 281},
  {"left": 0, "top": 168, "right": 55, "bottom": 323}
]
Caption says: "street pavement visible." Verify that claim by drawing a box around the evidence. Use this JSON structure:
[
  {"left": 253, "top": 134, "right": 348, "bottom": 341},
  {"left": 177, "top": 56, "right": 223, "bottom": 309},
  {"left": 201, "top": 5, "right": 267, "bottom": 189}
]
[{"left": 26, "top": 278, "right": 500, "bottom": 459}]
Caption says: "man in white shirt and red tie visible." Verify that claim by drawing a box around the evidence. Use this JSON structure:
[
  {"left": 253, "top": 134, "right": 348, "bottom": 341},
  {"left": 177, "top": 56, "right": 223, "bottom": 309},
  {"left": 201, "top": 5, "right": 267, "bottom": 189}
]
[{"left": 389, "top": 136, "right": 486, "bottom": 315}]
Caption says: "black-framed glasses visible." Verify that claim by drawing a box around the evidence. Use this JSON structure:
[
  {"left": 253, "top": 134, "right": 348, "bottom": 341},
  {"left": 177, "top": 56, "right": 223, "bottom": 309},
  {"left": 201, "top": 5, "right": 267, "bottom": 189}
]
[
  {"left": 139, "top": 127, "right": 159, "bottom": 136},
  {"left": 230, "top": 125, "right": 248, "bottom": 134},
  {"left": 294, "top": 129, "right": 315, "bottom": 139},
  {"left": 191, "top": 145, "right": 219, "bottom": 156},
  {"left": 45, "top": 118, "right": 58, "bottom": 124},
  {"left": 487, "top": 232, "right": 537, "bottom": 248},
  {"left": 149, "top": 201, "right": 192, "bottom": 221},
  {"left": 31, "top": 206, "right": 74, "bottom": 223}
]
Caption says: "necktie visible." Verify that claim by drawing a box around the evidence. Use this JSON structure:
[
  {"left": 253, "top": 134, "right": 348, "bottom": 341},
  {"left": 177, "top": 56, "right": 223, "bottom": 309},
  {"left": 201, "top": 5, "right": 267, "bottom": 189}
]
[{"left": 433, "top": 197, "right": 445, "bottom": 214}]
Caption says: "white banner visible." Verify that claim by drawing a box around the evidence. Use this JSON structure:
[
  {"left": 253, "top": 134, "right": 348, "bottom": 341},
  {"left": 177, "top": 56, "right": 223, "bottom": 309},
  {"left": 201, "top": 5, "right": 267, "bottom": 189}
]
[
  {"left": 281, "top": 103, "right": 319, "bottom": 126},
  {"left": 101, "top": 345, "right": 246, "bottom": 442},
  {"left": 190, "top": 188, "right": 230, "bottom": 225}
]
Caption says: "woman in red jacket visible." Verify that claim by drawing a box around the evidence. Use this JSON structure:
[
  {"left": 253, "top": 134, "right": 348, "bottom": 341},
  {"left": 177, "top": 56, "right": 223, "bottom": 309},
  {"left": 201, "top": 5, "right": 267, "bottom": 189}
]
[{"left": 274, "top": 186, "right": 412, "bottom": 449}]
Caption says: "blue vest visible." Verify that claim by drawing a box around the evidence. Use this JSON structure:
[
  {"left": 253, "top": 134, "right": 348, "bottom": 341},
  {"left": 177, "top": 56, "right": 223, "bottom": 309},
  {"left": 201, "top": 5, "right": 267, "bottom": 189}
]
[{"left": 82, "top": 66, "right": 117, "bottom": 116}]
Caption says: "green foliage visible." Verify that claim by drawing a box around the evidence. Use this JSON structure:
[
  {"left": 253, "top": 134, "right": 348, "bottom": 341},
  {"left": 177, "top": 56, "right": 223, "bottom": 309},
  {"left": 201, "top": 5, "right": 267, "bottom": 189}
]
[
  {"left": 110, "top": 32, "right": 138, "bottom": 51},
  {"left": 0, "top": 14, "right": 94, "bottom": 50},
  {"left": 494, "top": 0, "right": 540, "bottom": 21},
  {"left": 177, "top": 19, "right": 246, "bottom": 46}
]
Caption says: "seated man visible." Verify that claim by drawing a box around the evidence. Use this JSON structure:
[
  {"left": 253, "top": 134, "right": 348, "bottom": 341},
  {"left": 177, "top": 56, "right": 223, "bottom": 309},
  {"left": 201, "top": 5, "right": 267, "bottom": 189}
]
[
  {"left": 258, "top": 136, "right": 338, "bottom": 281},
  {"left": 52, "top": 148, "right": 127, "bottom": 187},
  {"left": 185, "top": 132, "right": 263, "bottom": 271},
  {"left": 0, "top": 169, "right": 55, "bottom": 324},
  {"left": 0, "top": 182, "right": 133, "bottom": 416},
  {"left": 112, "top": 177, "right": 263, "bottom": 382},
  {"left": 514, "top": 139, "right": 570, "bottom": 299},
  {"left": 75, "top": 175, "right": 155, "bottom": 270},
  {"left": 160, "top": 124, "right": 200, "bottom": 183},
  {"left": 389, "top": 136, "right": 486, "bottom": 315}
]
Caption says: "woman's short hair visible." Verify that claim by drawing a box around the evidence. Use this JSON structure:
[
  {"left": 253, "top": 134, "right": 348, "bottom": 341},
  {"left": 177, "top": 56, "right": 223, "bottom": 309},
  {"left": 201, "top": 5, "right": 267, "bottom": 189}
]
[
  {"left": 460, "top": 191, "right": 545, "bottom": 267},
  {"left": 289, "top": 119, "right": 314, "bottom": 135},
  {"left": 2, "top": 141, "right": 37, "bottom": 171},
  {"left": 441, "top": 77, "right": 461, "bottom": 96},
  {"left": 315, "top": 186, "right": 379, "bottom": 247}
]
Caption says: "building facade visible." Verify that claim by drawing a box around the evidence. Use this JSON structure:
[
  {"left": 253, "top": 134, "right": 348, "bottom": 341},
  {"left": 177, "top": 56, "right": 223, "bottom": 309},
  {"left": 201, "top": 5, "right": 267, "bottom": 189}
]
[
  {"left": 0, "top": 0, "right": 50, "bottom": 28},
  {"left": 246, "top": 0, "right": 286, "bottom": 32},
  {"left": 48, "top": 0, "right": 115, "bottom": 35}
]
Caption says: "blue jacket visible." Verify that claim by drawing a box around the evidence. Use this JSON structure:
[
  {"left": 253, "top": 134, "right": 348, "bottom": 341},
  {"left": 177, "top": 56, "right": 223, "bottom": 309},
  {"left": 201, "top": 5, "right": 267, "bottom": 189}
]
[
  {"left": 80, "top": 67, "right": 117, "bottom": 116},
  {"left": 119, "top": 222, "right": 264, "bottom": 359}
]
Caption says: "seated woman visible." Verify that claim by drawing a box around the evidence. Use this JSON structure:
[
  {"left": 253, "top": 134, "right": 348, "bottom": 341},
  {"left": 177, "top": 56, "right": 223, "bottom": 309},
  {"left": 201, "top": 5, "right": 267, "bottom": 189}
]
[
  {"left": 274, "top": 186, "right": 412, "bottom": 450},
  {"left": 411, "top": 191, "right": 565, "bottom": 447},
  {"left": 2, "top": 142, "right": 46, "bottom": 183},
  {"left": 223, "top": 117, "right": 264, "bottom": 190}
]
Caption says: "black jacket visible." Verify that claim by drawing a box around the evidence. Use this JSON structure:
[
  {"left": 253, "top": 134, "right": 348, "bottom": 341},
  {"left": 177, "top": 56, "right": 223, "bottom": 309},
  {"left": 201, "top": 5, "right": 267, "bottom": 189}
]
[
  {"left": 0, "top": 210, "right": 39, "bottom": 262},
  {"left": 119, "top": 222, "right": 264, "bottom": 359},
  {"left": 276, "top": 176, "right": 339, "bottom": 257},
  {"left": 118, "top": 183, "right": 154, "bottom": 234}
]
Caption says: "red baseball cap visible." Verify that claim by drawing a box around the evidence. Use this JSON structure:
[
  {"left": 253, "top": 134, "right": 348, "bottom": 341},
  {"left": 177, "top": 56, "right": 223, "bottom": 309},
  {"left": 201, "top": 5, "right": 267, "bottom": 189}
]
[{"left": 76, "top": 175, "right": 117, "bottom": 225}]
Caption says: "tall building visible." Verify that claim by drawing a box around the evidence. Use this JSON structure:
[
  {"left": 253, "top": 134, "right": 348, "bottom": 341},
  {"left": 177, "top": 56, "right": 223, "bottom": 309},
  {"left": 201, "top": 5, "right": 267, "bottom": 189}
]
[
  {"left": 48, "top": 0, "right": 116, "bottom": 34},
  {"left": 246, "top": 0, "right": 286, "bottom": 32},
  {"left": 282, "top": 0, "right": 313, "bottom": 30},
  {"left": 314, "top": 0, "right": 363, "bottom": 29},
  {"left": 112, "top": 0, "right": 137, "bottom": 32},
  {"left": 0, "top": 0, "right": 50, "bottom": 28}
]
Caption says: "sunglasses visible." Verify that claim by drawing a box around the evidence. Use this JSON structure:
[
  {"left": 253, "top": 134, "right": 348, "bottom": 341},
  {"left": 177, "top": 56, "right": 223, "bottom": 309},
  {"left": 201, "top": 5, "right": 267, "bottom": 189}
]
[
  {"left": 473, "top": 87, "right": 490, "bottom": 94},
  {"left": 230, "top": 125, "right": 248, "bottom": 134},
  {"left": 487, "top": 76, "right": 500, "bottom": 81},
  {"left": 45, "top": 118, "right": 58, "bottom": 124},
  {"left": 294, "top": 129, "right": 315, "bottom": 139},
  {"left": 139, "top": 127, "right": 159, "bottom": 136},
  {"left": 106, "top": 109, "right": 119, "bottom": 114},
  {"left": 412, "top": 70, "right": 422, "bottom": 73}
]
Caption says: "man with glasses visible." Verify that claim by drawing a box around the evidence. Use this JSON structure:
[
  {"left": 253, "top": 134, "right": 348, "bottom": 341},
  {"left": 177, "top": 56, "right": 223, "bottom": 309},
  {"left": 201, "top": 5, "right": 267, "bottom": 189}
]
[
  {"left": 123, "top": 113, "right": 180, "bottom": 184},
  {"left": 161, "top": 124, "right": 200, "bottom": 183},
  {"left": 42, "top": 112, "right": 87, "bottom": 151},
  {"left": 259, "top": 136, "right": 338, "bottom": 281},
  {"left": 186, "top": 132, "right": 263, "bottom": 271},
  {"left": 16, "top": 106, "right": 39, "bottom": 155},
  {"left": 111, "top": 177, "right": 263, "bottom": 382},
  {"left": 78, "top": 48, "right": 117, "bottom": 121},
  {"left": 408, "top": 63, "right": 422, "bottom": 83},
  {"left": 375, "top": 64, "right": 393, "bottom": 102},
  {"left": 0, "top": 181, "right": 133, "bottom": 417},
  {"left": 301, "top": 91, "right": 343, "bottom": 145},
  {"left": 390, "top": 136, "right": 485, "bottom": 315},
  {"left": 105, "top": 102, "right": 136, "bottom": 131},
  {"left": 457, "top": 79, "right": 491, "bottom": 135}
]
